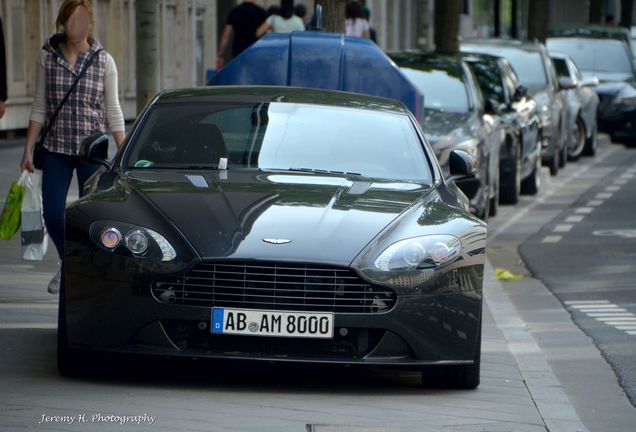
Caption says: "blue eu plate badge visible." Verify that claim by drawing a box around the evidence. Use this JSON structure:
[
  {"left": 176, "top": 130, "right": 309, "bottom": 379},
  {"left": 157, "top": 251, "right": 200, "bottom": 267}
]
[{"left": 212, "top": 308, "right": 224, "bottom": 334}]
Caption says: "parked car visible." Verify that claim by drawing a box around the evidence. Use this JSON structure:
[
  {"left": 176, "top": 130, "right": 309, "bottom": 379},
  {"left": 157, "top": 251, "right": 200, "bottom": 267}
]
[
  {"left": 549, "top": 51, "right": 600, "bottom": 158},
  {"left": 390, "top": 53, "right": 503, "bottom": 220},
  {"left": 60, "top": 86, "right": 487, "bottom": 389},
  {"left": 461, "top": 52, "right": 542, "bottom": 203},
  {"left": 462, "top": 40, "right": 568, "bottom": 175},
  {"left": 546, "top": 36, "right": 636, "bottom": 145}
]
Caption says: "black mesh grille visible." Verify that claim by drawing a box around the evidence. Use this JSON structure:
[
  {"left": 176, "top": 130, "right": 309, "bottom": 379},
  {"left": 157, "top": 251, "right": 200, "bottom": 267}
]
[{"left": 152, "top": 261, "right": 396, "bottom": 313}]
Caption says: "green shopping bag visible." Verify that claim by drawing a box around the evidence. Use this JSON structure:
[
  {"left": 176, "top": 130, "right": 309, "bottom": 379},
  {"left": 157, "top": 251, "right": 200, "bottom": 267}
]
[{"left": 0, "top": 171, "right": 28, "bottom": 240}]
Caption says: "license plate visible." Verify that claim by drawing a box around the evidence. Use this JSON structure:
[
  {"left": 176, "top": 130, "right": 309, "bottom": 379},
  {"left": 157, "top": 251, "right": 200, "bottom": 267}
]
[{"left": 211, "top": 308, "right": 334, "bottom": 339}]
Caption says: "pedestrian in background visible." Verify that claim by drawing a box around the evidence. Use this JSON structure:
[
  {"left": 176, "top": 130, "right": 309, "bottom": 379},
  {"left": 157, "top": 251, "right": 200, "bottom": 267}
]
[
  {"left": 345, "top": 1, "right": 370, "bottom": 38},
  {"left": 20, "top": 0, "right": 125, "bottom": 294},
  {"left": 256, "top": 0, "right": 305, "bottom": 37},
  {"left": 217, "top": 0, "right": 267, "bottom": 69},
  {"left": 294, "top": 3, "right": 309, "bottom": 29},
  {"left": 0, "top": 17, "right": 7, "bottom": 119}
]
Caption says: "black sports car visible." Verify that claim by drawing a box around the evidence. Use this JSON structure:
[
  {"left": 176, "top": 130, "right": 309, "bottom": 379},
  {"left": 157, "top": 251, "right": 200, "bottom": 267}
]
[{"left": 61, "top": 86, "right": 487, "bottom": 389}]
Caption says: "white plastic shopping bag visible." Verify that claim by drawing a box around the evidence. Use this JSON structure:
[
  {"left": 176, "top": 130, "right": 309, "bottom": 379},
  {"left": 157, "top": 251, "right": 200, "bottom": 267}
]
[{"left": 20, "top": 171, "right": 48, "bottom": 261}]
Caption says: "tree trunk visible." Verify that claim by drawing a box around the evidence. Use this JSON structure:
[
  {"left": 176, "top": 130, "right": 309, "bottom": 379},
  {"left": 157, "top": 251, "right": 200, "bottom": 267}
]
[
  {"left": 314, "top": 0, "right": 347, "bottom": 33},
  {"left": 527, "top": 0, "right": 549, "bottom": 43},
  {"left": 511, "top": 0, "right": 519, "bottom": 38},
  {"left": 620, "top": 0, "right": 634, "bottom": 29},
  {"left": 589, "top": 0, "right": 602, "bottom": 24},
  {"left": 136, "top": 0, "right": 160, "bottom": 114},
  {"left": 494, "top": 0, "right": 501, "bottom": 37},
  {"left": 434, "top": 0, "right": 460, "bottom": 54}
]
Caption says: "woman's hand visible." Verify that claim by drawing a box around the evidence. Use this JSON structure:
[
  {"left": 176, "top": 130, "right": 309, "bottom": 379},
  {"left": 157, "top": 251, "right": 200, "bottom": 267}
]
[{"left": 20, "top": 149, "right": 35, "bottom": 173}]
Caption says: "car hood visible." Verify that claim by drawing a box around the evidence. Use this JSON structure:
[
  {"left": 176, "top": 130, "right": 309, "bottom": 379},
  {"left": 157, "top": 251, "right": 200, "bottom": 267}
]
[
  {"left": 527, "top": 87, "right": 552, "bottom": 107},
  {"left": 582, "top": 70, "right": 634, "bottom": 84},
  {"left": 422, "top": 110, "right": 472, "bottom": 163},
  {"left": 125, "top": 170, "right": 432, "bottom": 264}
]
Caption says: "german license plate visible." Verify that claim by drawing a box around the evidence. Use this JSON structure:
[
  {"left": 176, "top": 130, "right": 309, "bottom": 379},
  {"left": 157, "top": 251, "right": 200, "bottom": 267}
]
[{"left": 211, "top": 308, "right": 334, "bottom": 338}]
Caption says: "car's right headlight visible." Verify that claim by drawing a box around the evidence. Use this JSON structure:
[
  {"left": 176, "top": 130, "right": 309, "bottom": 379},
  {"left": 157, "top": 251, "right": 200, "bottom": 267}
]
[{"left": 539, "top": 106, "right": 551, "bottom": 127}]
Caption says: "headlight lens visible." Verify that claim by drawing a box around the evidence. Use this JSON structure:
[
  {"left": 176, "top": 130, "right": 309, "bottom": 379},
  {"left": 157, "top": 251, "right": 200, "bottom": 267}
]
[
  {"left": 373, "top": 235, "right": 461, "bottom": 271},
  {"left": 540, "top": 106, "right": 551, "bottom": 126},
  {"left": 613, "top": 95, "right": 636, "bottom": 105},
  {"left": 91, "top": 222, "right": 176, "bottom": 261},
  {"left": 125, "top": 230, "right": 149, "bottom": 255}
]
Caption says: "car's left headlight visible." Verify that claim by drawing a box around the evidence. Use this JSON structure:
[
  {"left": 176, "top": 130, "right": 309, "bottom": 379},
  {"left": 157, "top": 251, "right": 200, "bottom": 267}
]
[
  {"left": 355, "top": 235, "right": 462, "bottom": 290},
  {"left": 90, "top": 221, "right": 177, "bottom": 261}
]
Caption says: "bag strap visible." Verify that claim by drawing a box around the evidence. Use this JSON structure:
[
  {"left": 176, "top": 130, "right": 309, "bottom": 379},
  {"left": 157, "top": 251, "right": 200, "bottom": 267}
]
[{"left": 37, "top": 48, "right": 103, "bottom": 145}]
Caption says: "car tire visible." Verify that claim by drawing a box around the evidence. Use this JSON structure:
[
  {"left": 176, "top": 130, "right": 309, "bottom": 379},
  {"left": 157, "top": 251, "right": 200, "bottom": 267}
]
[
  {"left": 521, "top": 154, "right": 541, "bottom": 195},
  {"left": 421, "top": 318, "right": 482, "bottom": 390},
  {"left": 568, "top": 118, "right": 586, "bottom": 161},
  {"left": 499, "top": 140, "right": 521, "bottom": 205},
  {"left": 583, "top": 123, "right": 597, "bottom": 156},
  {"left": 558, "top": 138, "right": 567, "bottom": 168}
]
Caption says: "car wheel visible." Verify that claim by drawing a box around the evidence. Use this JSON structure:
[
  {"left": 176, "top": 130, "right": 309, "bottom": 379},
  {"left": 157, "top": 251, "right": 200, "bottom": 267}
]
[
  {"left": 521, "top": 154, "right": 541, "bottom": 195},
  {"left": 499, "top": 140, "right": 521, "bottom": 205},
  {"left": 568, "top": 118, "right": 586, "bottom": 161},
  {"left": 421, "top": 318, "right": 482, "bottom": 390},
  {"left": 583, "top": 123, "right": 597, "bottom": 156},
  {"left": 558, "top": 136, "right": 567, "bottom": 168}
]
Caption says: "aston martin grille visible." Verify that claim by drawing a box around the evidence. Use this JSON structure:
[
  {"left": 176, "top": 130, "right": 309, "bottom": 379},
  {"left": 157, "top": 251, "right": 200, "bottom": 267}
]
[{"left": 152, "top": 261, "right": 396, "bottom": 313}]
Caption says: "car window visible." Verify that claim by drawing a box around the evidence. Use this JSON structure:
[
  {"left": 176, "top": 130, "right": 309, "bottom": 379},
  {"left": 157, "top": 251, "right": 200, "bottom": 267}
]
[
  {"left": 466, "top": 60, "right": 504, "bottom": 104},
  {"left": 501, "top": 62, "right": 519, "bottom": 100},
  {"left": 547, "top": 39, "right": 632, "bottom": 73},
  {"left": 464, "top": 64, "right": 484, "bottom": 110},
  {"left": 125, "top": 102, "right": 433, "bottom": 183},
  {"left": 473, "top": 47, "right": 548, "bottom": 87},
  {"left": 568, "top": 58, "right": 583, "bottom": 81},
  {"left": 552, "top": 57, "right": 570, "bottom": 78},
  {"left": 400, "top": 67, "right": 470, "bottom": 113}
]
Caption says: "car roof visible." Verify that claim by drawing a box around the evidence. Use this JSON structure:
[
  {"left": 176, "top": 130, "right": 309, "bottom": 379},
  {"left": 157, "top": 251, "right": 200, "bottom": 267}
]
[
  {"left": 462, "top": 38, "right": 543, "bottom": 52},
  {"left": 547, "top": 36, "right": 626, "bottom": 47},
  {"left": 548, "top": 25, "right": 631, "bottom": 43},
  {"left": 153, "top": 85, "right": 410, "bottom": 114},
  {"left": 388, "top": 51, "right": 466, "bottom": 74}
]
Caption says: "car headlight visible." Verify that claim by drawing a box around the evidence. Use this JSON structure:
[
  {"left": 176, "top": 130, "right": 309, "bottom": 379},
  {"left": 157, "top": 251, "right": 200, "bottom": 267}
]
[
  {"left": 539, "top": 106, "right": 551, "bottom": 127},
  {"left": 355, "top": 235, "right": 462, "bottom": 291},
  {"left": 612, "top": 95, "right": 636, "bottom": 105},
  {"left": 91, "top": 222, "right": 176, "bottom": 261}
]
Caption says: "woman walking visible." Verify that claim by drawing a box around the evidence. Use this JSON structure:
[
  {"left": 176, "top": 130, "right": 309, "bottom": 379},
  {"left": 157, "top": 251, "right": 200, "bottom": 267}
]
[
  {"left": 20, "top": 0, "right": 125, "bottom": 294},
  {"left": 345, "top": 1, "right": 370, "bottom": 38},
  {"left": 256, "top": 0, "right": 305, "bottom": 37}
]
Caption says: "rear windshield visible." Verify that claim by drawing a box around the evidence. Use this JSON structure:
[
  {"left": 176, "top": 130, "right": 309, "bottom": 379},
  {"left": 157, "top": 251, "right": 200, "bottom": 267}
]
[
  {"left": 547, "top": 39, "right": 632, "bottom": 73},
  {"left": 472, "top": 47, "right": 548, "bottom": 87},
  {"left": 124, "top": 102, "right": 432, "bottom": 183},
  {"left": 400, "top": 67, "right": 470, "bottom": 112}
]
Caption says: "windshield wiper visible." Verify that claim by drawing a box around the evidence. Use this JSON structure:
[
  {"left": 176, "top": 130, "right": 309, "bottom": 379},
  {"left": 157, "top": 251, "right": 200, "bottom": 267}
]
[{"left": 287, "top": 167, "right": 362, "bottom": 176}]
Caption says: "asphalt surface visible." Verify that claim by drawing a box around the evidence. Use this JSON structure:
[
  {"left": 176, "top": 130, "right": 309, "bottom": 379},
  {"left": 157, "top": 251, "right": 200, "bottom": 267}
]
[{"left": 519, "top": 145, "right": 636, "bottom": 406}]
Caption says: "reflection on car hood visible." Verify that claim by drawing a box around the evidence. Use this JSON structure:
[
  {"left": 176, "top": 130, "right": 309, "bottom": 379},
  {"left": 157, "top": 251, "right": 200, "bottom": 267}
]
[
  {"left": 582, "top": 70, "right": 634, "bottom": 83},
  {"left": 125, "top": 170, "right": 433, "bottom": 264},
  {"left": 422, "top": 110, "right": 472, "bottom": 144}
]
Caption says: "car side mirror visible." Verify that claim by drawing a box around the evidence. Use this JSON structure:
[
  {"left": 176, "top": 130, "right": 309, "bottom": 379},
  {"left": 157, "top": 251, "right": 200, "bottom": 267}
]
[
  {"left": 449, "top": 149, "right": 478, "bottom": 177},
  {"left": 513, "top": 85, "right": 527, "bottom": 102},
  {"left": 79, "top": 132, "right": 111, "bottom": 169},
  {"left": 484, "top": 98, "right": 501, "bottom": 115},
  {"left": 558, "top": 77, "right": 577, "bottom": 90},
  {"left": 580, "top": 76, "right": 600, "bottom": 87}
]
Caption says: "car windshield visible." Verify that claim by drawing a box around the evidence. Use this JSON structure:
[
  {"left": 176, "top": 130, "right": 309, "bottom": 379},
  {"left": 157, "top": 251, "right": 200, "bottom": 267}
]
[
  {"left": 400, "top": 67, "right": 470, "bottom": 113},
  {"left": 547, "top": 39, "right": 632, "bottom": 74},
  {"left": 472, "top": 47, "right": 548, "bottom": 87},
  {"left": 125, "top": 102, "right": 432, "bottom": 183},
  {"left": 466, "top": 60, "right": 504, "bottom": 103}
]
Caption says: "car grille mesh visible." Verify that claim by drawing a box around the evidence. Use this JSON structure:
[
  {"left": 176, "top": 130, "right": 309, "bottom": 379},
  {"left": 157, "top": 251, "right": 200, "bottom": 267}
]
[{"left": 152, "top": 261, "right": 396, "bottom": 313}]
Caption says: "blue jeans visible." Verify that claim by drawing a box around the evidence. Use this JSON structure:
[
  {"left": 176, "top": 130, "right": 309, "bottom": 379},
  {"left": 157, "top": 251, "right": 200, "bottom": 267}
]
[{"left": 42, "top": 149, "right": 100, "bottom": 260}]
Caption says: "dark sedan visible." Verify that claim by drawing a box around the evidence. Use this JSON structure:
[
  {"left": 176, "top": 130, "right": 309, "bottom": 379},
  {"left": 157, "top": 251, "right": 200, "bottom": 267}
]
[
  {"left": 462, "top": 53, "right": 542, "bottom": 203},
  {"left": 60, "top": 86, "right": 487, "bottom": 389},
  {"left": 462, "top": 40, "right": 568, "bottom": 175},
  {"left": 549, "top": 51, "right": 600, "bottom": 159},
  {"left": 547, "top": 37, "right": 636, "bottom": 145},
  {"left": 391, "top": 53, "right": 503, "bottom": 220}
]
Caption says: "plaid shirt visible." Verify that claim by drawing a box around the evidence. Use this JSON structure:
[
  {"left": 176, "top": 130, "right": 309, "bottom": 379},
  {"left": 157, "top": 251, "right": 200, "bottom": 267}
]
[{"left": 43, "top": 35, "right": 107, "bottom": 156}]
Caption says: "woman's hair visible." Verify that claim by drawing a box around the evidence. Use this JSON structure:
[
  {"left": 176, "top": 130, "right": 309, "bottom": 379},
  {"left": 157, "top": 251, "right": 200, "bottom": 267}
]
[
  {"left": 346, "top": 1, "right": 364, "bottom": 20},
  {"left": 280, "top": 0, "right": 295, "bottom": 19},
  {"left": 56, "top": 0, "right": 95, "bottom": 42}
]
